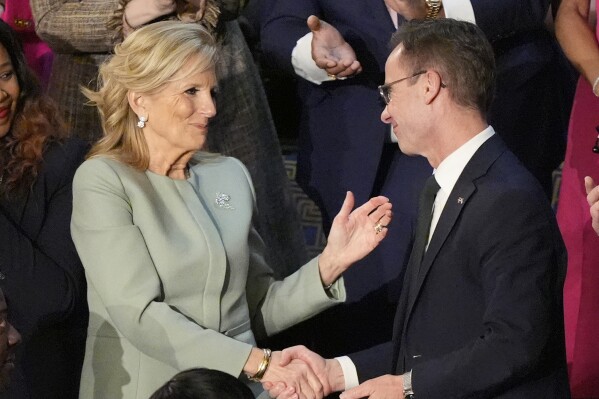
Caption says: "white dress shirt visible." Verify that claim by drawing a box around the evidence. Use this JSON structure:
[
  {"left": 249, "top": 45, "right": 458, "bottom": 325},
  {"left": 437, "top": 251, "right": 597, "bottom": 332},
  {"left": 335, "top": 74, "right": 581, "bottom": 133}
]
[{"left": 428, "top": 126, "right": 495, "bottom": 244}]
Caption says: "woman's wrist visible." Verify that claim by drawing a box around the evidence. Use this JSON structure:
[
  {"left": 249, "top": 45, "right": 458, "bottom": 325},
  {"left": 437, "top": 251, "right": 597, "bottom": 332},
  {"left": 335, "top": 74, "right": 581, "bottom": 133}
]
[
  {"left": 318, "top": 250, "right": 344, "bottom": 287},
  {"left": 244, "top": 347, "right": 272, "bottom": 381}
]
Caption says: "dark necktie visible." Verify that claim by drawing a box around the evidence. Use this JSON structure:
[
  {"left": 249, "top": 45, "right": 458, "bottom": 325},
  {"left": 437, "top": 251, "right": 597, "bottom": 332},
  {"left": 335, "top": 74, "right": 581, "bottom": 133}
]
[{"left": 409, "top": 175, "right": 440, "bottom": 285}]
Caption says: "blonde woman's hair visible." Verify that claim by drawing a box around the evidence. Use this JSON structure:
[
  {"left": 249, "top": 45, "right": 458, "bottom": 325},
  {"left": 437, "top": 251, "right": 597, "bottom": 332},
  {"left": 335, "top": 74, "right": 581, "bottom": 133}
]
[{"left": 84, "top": 21, "right": 219, "bottom": 169}]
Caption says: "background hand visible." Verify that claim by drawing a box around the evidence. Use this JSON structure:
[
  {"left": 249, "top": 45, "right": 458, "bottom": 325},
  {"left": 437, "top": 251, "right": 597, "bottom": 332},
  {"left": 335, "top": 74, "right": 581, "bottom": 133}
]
[
  {"left": 339, "top": 374, "right": 405, "bottom": 399},
  {"left": 307, "top": 15, "right": 362, "bottom": 78},
  {"left": 319, "top": 192, "right": 392, "bottom": 285},
  {"left": 585, "top": 176, "right": 599, "bottom": 235}
]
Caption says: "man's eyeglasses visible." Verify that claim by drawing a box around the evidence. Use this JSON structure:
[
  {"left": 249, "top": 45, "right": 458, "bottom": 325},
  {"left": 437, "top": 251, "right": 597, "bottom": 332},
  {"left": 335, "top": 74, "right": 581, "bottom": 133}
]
[{"left": 378, "top": 71, "right": 426, "bottom": 105}]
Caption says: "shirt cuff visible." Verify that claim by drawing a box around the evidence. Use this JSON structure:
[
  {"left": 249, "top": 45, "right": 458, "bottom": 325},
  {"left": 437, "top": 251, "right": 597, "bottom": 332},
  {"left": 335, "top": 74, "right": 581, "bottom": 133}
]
[
  {"left": 402, "top": 370, "right": 413, "bottom": 395},
  {"left": 443, "top": 0, "right": 476, "bottom": 23},
  {"left": 291, "top": 32, "right": 345, "bottom": 85},
  {"left": 335, "top": 356, "right": 359, "bottom": 390}
]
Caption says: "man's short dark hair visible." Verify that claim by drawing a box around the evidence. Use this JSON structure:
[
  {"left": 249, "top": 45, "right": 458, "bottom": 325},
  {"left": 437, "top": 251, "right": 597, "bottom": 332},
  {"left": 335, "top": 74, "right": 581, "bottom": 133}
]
[
  {"left": 390, "top": 19, "right": 496, "bottom": 113},
  {"left": 149, "top": 368, "right": 255, "bottom": 399}
]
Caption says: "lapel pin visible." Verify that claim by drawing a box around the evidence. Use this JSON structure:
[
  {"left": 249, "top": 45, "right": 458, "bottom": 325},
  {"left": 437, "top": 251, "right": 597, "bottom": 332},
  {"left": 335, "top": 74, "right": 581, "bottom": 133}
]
[
  {"left": 215, "top": 192, "right": 235, "bottom": 210},
  {"left": 457, "top": 197, "right": 464, "bottom": 204}
]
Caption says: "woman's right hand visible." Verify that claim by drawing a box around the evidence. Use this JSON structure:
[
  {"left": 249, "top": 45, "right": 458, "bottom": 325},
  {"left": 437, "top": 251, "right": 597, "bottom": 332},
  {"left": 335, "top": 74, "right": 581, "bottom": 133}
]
[{"left": 318, "top": 192, "right": 392, "bottom": 286}]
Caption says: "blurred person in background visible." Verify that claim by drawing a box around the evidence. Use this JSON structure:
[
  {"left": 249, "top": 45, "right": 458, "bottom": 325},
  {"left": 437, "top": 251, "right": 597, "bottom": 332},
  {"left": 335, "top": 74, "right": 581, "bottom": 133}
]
[
  {"left": 0, "top": 19, "right": 87, "bottom": 399},
  {"left": 556, "top": 0, "right": 599, "bottom": 395}
]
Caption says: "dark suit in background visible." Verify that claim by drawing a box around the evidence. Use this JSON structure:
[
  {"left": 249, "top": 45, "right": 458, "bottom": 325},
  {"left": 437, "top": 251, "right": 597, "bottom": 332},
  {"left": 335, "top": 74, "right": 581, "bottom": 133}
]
[
  {"left": 260, "top": 0, "right": 571, "bottom": 357},
  {"left": 352, "top": 135, "right": 570, "bottom": 398},
  {"left": 0, "top": 139, "right": 88, "bottom": 399}
]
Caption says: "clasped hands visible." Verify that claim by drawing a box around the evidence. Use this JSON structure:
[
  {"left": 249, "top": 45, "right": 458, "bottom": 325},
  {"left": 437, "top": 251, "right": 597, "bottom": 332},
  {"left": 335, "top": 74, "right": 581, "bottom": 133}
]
[
  {"left": 260, "top": 346, "right": 341, "bottom": 399},
  {"left": 261, "top": 346, "right": 406, "bottom": 399}
]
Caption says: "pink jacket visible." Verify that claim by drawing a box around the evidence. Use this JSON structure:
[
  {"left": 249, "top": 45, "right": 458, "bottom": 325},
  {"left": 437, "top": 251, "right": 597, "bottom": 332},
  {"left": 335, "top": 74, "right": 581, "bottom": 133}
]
[{"left": 2, "top": 0, "right": 53, "bottom": 88}]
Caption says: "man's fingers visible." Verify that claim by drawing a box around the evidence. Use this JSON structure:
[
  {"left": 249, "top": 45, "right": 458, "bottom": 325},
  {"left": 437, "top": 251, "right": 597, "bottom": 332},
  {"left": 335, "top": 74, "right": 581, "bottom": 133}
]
[
  {"left": 339, "top": 383, "right": 369, "bottom": 399},
  {"left": 307, "top": 15, "right": 321, "bottom": 32},
  {"left": 314, "top": 58, "right": 339, "bottom": 71}
]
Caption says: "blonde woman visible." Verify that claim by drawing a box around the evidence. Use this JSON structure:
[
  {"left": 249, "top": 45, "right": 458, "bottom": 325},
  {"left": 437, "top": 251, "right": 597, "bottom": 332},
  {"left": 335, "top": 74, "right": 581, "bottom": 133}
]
[{"left": 71, "top": 21, "right": 392, "bottom": 399}]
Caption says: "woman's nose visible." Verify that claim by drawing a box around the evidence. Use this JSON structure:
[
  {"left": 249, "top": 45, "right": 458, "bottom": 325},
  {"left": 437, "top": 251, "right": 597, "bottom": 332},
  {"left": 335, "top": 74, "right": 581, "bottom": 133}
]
[{"left": 202, "top": 94, "right": 216, "bottom": 118}]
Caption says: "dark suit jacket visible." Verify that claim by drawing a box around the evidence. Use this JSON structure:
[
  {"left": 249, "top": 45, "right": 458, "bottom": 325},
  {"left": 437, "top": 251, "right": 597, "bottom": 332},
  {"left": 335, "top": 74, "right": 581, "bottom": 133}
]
[
  {"left": 352, "top": 135, "right": 570, "bottom": 398},
  {"left": 0, "top": 138, "right": 89, "bottom": 399}
]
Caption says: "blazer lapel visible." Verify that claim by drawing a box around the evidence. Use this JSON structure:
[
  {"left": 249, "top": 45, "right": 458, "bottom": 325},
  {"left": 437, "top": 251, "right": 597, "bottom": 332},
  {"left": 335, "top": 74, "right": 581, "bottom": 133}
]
[{"left": 403, "top": 135, "right": 508, "bottom": 327}]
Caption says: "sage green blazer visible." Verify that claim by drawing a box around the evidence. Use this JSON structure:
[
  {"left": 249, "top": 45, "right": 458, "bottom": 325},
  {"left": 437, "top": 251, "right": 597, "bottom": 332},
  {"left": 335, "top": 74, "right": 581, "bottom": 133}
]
[{"left": 71, "top": 154, "right": 345, "bottom": 399}]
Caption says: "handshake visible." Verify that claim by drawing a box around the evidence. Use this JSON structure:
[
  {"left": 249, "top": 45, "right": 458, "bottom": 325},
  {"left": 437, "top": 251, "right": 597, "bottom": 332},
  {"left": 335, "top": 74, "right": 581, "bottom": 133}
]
[
  {"left": 250, "top": 345, "right": 404, "bottom": 399},
  {"left": 252, "top": 345, "right": 344, "bottom": 399}
]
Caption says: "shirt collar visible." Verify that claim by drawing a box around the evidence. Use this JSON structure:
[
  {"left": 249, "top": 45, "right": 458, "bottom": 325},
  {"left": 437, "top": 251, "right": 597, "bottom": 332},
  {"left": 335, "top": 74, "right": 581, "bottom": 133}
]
[{"left": 433, "top": 126, "right": 495, "bottom": 195}]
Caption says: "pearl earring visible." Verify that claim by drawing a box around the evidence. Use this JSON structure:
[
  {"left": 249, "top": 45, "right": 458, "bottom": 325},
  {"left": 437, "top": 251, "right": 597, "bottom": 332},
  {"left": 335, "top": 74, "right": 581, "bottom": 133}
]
[{"left": 137, "top": 115, "right": 147, "bottom": 129}]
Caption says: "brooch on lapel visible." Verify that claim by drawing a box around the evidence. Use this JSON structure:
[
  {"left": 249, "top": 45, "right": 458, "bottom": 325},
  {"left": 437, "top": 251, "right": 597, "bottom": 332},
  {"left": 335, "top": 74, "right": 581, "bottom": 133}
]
[
  {"left": 457, "top": 197, "right": 464, "bottom": 204},
  {"left": 215, "top": 192, "right": 235, "bottom": 210}
]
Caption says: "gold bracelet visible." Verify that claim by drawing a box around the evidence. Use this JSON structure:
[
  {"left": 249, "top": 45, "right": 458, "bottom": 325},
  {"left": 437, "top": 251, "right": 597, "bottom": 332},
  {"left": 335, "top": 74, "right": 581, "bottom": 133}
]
[{"left": 248, "top": 348, "right": 272, "bottom": 382}]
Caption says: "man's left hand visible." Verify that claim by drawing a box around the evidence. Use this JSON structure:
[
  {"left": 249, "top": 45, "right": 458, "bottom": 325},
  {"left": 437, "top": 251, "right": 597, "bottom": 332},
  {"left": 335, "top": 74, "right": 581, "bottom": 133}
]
[{"left": 339, "top": 375, "right": 405, "bottom": 399}]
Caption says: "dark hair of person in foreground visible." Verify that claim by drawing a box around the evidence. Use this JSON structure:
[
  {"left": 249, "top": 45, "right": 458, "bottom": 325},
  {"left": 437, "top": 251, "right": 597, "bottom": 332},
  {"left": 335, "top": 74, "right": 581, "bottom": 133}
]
[{"left": 149, "top": 368, "right": 255, "bottom": 399}]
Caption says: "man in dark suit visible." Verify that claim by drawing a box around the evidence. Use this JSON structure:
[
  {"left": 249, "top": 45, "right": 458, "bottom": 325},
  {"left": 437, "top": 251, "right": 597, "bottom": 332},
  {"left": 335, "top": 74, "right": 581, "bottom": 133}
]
[
  {"left": 265, "top": 19, "right": 570, "bottom": 399},
  {"left": 260, "top": 0, "right": 571, "bottom": 358}
]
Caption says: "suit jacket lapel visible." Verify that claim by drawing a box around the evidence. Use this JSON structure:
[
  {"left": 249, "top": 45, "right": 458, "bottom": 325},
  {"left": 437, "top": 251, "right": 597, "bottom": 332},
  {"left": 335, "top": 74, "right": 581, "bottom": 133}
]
[{"left": 402, "top": 135, "right": 508, "bottom": 331}]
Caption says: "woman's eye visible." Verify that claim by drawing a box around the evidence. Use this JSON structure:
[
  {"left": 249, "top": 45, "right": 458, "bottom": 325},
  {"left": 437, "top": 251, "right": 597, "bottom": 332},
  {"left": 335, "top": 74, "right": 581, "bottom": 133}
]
[
  {"left": 185, "top": 87, "right": 199, "bottom": 95},
  {"left": 0, "top": 71, "right": 13, "bottom": 80}
]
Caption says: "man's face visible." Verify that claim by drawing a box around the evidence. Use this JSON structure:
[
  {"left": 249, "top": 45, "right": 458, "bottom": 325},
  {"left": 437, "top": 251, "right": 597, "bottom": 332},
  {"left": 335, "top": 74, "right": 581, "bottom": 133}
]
[
  {"left": 380, "top": 45, "right": 426, "bottom": 156},
  {"left": 0, "top": 289, "right": 21, "bottom": 391}
]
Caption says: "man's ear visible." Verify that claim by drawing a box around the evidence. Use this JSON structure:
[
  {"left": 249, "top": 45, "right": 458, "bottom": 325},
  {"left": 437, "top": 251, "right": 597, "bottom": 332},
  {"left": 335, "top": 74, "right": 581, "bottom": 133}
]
[
  {"left": 423, "top": 70, "right": 443, "bottom": 105},
  {"left": 127, "top": 90, "right": 145, "bottom": 117}
]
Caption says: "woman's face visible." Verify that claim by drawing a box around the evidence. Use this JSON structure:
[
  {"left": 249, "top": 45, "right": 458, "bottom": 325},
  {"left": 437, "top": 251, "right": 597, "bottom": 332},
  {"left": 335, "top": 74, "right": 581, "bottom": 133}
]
[
  {"left": 0, "top": 44, "right": 20, "bottom": 139},
  {"left": 140, "top": 57, "right": 216, "bottom": 156},
  {"left": 0, "top": 289, "right": 21, "bottom": 392}
]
